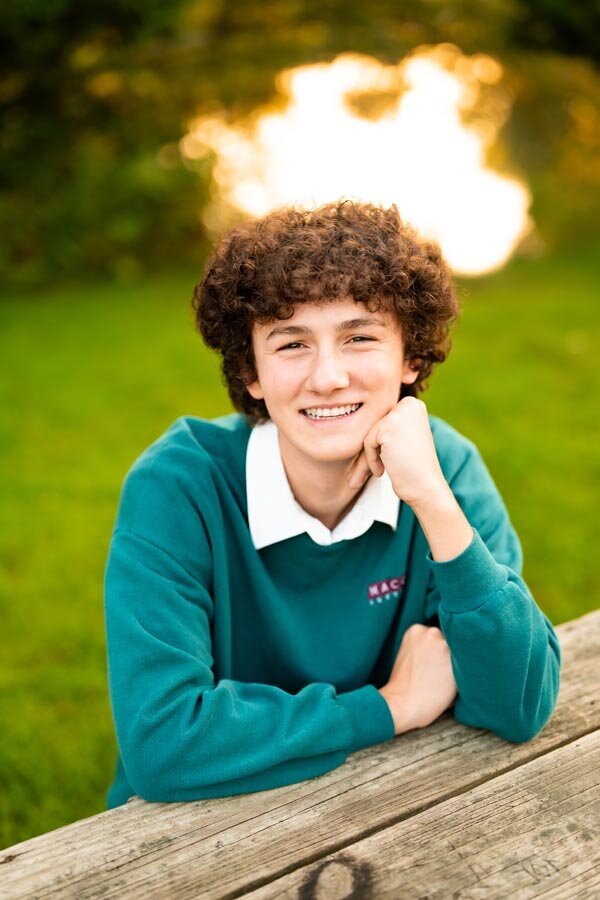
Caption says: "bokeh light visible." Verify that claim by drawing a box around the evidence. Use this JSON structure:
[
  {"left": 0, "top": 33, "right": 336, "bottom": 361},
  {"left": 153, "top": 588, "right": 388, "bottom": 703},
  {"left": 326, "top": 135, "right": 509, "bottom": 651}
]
[{"left": 181, "top": 46, "right": 532, "bottom": 275}]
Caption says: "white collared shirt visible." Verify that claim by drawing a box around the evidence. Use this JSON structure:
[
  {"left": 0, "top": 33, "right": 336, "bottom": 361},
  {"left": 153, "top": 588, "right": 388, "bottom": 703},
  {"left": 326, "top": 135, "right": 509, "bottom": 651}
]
[{"left": 246, "top": 420, "right": 400, "bottom": 549}]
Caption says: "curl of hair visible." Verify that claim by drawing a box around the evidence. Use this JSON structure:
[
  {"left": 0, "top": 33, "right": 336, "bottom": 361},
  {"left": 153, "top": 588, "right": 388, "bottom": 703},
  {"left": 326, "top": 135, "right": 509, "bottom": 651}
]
[{"left": 192, "top": 200, "right": 461, "bottom": 425}]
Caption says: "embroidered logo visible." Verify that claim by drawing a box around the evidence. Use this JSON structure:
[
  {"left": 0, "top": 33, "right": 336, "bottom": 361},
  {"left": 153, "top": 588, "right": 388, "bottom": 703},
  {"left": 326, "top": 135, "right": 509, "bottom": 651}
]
[{"left": 367, "top": 575, "right": 406, "bottom": 606}]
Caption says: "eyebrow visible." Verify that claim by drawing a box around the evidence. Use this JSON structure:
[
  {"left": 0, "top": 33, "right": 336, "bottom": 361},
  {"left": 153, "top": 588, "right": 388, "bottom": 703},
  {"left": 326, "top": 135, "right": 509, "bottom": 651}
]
[{"left": 265, "top": 316, "right": 387, "bottom": 342}]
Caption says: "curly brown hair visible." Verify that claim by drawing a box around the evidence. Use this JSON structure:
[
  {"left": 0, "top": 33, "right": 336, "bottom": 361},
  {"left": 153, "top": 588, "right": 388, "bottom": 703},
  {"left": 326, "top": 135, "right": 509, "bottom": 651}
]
[{"left": 192, "top": 200, "right": 460, "bottom": 425}]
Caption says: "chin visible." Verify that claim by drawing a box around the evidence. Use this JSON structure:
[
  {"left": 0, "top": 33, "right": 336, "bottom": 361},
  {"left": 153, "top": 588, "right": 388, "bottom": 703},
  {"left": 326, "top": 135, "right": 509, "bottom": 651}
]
[{"left": 302, "top": 438, "right": 364, "bottom": 463}]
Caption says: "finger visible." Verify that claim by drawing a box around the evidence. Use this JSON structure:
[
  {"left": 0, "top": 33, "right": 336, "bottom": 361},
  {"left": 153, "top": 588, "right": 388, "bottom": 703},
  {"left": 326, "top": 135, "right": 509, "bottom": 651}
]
[
  {"left": 347, "top": 449, "right": 371, "bottom": 489},
  {"left": 363, "top": 429, "right": 385, "bottom": 478}
]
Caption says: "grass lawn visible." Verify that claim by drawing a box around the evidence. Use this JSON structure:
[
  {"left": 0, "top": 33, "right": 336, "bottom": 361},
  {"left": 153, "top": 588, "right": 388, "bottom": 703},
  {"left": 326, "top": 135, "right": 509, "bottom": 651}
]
[{"left": 0, "top": 250, "right": 598, "bottom": 848}]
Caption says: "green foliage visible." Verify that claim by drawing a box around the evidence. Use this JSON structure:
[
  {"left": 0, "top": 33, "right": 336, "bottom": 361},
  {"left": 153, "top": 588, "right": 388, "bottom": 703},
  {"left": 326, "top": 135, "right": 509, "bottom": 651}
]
[
  {"left": 1, "top": 0, "right": 599, "bottom": 288},
  {"left": 510, "top": 0, "right": 600, "bottom": 61},
  {"left": 0, "top": 0, "right": 207, "bottom": 287},
  {"left": 502, "top": 51, "right": 600, "bottom": 252},
  {"left": 0, "top": 250, "right": 598, "bottom": 847}
]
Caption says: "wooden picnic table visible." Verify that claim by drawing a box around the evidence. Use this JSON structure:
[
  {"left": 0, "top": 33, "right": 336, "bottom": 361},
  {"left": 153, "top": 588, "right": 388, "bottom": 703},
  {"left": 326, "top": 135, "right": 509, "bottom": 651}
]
[{"left": 1, "top": 609, "right": 598, "bottom": 899}]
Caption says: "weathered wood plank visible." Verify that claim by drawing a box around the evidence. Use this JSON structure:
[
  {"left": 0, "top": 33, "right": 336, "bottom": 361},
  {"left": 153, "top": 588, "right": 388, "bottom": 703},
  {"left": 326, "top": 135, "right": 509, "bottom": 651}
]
[
  {"left": 243, "top": 728, "right": 600, "bottom": 900},
  {"left": 0, "top": 610, "right": 598, "bottom": 900}
]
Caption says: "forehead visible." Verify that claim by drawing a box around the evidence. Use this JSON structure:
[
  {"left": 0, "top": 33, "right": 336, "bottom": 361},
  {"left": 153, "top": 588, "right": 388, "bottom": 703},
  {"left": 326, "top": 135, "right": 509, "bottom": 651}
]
[{"left": 253, "top": 297, "right": 399, "bottom": 339}]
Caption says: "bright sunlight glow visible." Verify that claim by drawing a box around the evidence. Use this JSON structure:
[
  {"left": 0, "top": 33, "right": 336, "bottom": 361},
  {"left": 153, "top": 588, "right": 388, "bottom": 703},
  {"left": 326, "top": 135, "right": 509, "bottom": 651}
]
[{"left": 180, "top": 46, "right": 532, "bottom": 275}]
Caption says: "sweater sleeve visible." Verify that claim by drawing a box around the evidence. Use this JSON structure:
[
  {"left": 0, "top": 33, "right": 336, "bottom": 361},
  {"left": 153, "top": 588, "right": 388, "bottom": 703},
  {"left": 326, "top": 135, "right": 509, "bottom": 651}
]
[
  {"left": 424, "top": 444, "right": 562, "bottom": 743},
  {"left": 104, "top": 527, "right": 394, "bottom": 803}
]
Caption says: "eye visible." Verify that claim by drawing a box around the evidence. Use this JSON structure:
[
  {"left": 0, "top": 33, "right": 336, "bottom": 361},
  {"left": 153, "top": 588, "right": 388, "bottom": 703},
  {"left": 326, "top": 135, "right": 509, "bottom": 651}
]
[{"left": 276, "top": 336, "right": 375, "bottom": 352}]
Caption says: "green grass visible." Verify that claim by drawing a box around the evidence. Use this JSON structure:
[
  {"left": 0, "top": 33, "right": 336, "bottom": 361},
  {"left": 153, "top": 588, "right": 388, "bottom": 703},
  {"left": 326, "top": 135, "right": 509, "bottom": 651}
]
[{"left": 0, "top": 251, "right": 598, "bottom": 848}]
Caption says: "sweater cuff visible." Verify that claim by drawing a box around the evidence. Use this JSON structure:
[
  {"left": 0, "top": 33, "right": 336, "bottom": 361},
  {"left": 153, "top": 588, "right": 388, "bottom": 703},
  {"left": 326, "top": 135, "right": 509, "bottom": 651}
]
[
  {"left": 425, "top": 527, "right": 508, "bottom": 614},
  {"left": 336, "top": 684, "right": 395, "bottom": 752}
]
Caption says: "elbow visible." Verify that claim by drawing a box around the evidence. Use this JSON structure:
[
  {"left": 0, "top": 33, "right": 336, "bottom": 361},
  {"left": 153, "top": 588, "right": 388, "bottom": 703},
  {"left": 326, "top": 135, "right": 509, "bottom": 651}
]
[
  {"left": 495, "top": 691, "right": 560, "bottom": 745},
  {"left": 501, "top": 638, "right": 562, "bottom": 744},
  {"left": 458, "top": 686, "right": 560, "bottom": 745},
  {"left": 455, "top": 631, "right": 562, "bottom": 745},
  {"left": 121, "top": 727, "right": 216, "bottom": 803},
  {"left": 126, "top": 756, "right": 175, "bottom": 803},
  {"left": 121, "top": 728, "right": 186, "bottom": 803},
  {"left": 129, "top": 776, "right": 169, "bottom": 804},
  {"left": 117, "top": 694, "right": 218, "bottom": 802},
  {"left": 496, "top": 720, "right": 544, "bottom": 744}
]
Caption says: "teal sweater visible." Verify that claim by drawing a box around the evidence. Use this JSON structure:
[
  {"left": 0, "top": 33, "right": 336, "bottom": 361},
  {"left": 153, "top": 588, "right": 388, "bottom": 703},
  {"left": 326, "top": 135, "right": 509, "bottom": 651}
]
[{"left": 104, "top": 413, "right": 561, "bottom": 808}]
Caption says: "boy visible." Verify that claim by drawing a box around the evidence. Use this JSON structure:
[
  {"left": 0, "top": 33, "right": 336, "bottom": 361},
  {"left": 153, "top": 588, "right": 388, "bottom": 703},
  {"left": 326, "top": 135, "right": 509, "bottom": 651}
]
[{"left": 104, "top": 200, "right": 561, "bottom": 808}]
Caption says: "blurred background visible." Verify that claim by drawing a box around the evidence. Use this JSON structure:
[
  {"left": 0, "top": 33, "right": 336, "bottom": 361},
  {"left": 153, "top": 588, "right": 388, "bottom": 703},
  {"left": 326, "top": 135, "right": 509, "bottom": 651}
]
[{"left": 1, "top": 0, "right": 598, "bottom": 848}]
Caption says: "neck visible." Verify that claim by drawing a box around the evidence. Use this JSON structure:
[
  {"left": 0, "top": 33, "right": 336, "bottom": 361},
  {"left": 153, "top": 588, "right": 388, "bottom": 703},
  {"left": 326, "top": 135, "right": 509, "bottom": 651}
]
[{"left": 278, "top": 433, "right": 367, "bottom": 531}]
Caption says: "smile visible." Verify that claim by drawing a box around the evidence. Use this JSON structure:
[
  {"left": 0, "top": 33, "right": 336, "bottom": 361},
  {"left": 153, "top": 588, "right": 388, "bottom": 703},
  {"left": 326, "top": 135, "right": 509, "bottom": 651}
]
[{"left": 301, "top": 403, "right": 363, "bottom": 420}]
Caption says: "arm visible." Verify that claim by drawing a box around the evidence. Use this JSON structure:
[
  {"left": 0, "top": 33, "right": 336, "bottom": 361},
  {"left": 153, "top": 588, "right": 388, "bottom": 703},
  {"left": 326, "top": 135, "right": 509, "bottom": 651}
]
[
  {"left": 416, "top": 446, "right": 562, "bottom": 743},
  {"left": 348, "top": 396, "right": 561, "bottom": 743},
  {"left": 104, "top": 527, "right": 394, "bottom": 804}
]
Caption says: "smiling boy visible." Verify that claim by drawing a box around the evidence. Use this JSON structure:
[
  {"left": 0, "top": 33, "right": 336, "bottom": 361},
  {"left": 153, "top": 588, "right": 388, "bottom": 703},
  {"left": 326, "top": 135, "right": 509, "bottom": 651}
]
[{"left": 104, "top": 200, "right": 561, "bottom": 808}]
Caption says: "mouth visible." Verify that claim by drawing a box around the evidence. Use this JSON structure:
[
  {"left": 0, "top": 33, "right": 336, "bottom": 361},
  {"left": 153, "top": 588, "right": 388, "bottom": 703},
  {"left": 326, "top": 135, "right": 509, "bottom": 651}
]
[{"left": 300, "top": 402, "right": 364, "bottom": 422}]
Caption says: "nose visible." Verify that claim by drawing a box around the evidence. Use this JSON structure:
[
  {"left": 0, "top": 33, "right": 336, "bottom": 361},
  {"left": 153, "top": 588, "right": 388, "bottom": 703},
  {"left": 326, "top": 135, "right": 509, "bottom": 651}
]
[{"left": 304, "top": 346, "right": 350, "bottom": 394}]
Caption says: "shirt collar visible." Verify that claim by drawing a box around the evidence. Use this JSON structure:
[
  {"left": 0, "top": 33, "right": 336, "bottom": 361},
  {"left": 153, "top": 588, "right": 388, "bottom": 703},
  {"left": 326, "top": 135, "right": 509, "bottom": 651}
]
[{"left": 246, "top": 419, "right": 400, "bottom": 549}]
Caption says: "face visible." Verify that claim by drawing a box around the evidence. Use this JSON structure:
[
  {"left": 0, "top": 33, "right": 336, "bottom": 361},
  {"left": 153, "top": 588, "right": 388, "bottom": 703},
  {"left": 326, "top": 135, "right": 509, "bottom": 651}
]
[{"left": 246, "top": 297, "right": 419, "bottom": 468}]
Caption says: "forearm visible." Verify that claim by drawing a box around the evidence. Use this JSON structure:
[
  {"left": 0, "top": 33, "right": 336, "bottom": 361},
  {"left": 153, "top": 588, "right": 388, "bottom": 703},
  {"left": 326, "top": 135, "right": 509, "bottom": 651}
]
[
  {"left": 426, "top": 528, "right": 562, "bottom": 742},
  {"left": 106, "top": 529, "right": 396, "bottom": 802},
  {"left": 119, "top": 677, "right": 392, "bottom": 802},
  {"left": 410, "top": 483, "right": 475, "bottom": 563},
  {"left": 402, "top": 440, "right": 561, "bottom": 743}
]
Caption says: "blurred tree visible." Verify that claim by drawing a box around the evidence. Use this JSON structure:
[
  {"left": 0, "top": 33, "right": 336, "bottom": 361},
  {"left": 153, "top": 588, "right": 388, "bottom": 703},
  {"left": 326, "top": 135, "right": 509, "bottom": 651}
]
[
  {"left": 161, "top": 0, "right": 600, "bottom": 256},
  {"left": 511, "top": 0, "right": 600, "bottom": 62},
  {"left": 0, "top": 0, "right": 208, "bottom": 287},
  {"left": 1, "top": 0, "right": 598, "bottom": 290}
]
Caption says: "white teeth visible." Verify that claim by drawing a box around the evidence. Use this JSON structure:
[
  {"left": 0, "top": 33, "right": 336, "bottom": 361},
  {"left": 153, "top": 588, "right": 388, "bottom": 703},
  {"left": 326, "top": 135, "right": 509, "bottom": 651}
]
[{"left": 303, "top": 403, "right": 361, "bottom": 419}]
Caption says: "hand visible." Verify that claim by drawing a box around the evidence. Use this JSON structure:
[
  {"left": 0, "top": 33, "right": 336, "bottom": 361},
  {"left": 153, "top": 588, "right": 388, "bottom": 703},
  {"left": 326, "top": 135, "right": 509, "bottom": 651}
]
[
  {"left": 379, "top": 624, "right": 458, "bottom": 735},
  {"left": 347, "top": 396, "right": 447, "bottom": 507}
]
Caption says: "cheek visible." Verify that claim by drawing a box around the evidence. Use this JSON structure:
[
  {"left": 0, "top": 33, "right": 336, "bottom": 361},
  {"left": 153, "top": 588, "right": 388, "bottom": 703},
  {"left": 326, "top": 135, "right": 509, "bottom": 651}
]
[
  {"left": 264, "top": 363, "right": 303, "bottom": 402},
  {"left": 363, "top": 356, "right": 401, "bottom": 386}
]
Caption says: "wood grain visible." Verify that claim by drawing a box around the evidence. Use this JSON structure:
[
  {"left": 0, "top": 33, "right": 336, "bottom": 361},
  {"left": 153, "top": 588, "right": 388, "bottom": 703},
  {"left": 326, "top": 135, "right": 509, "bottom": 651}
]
[
  {"left": 0, "top": 610, "right": 598, "bottom": 900},
  {"left": 243, "top": 729, "right": 600, "bottom": 899}
]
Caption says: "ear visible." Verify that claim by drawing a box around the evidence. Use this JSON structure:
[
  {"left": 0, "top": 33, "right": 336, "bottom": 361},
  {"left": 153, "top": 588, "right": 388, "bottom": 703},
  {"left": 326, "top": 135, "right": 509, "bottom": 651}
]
[
  {"left": 401, "top": 358, "right": 421, "bottom": 385},
  {"left": 246, "top": 378, "right": 264, "bottom": 401}
]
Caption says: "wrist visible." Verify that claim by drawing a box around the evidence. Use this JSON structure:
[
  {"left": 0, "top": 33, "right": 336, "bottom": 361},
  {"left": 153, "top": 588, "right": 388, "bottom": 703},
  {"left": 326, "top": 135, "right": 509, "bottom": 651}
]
[
  {"left": 377, "top": 687, "right": 397, "bottom": 732},
  {"left": 408, "top": 480, "right": 455, "bottom": 516},
  {"left": 410, "top": 485, "right": 474, "bottom": 563},
  {"left": 378, "top": 686, "right": 411, "bottom": 735}
]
